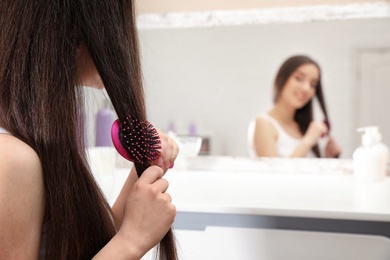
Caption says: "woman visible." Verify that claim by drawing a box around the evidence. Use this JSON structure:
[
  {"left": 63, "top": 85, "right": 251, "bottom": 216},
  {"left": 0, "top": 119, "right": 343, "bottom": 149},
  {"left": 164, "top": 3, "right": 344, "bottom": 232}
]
[
  {"left": 248, "top": 55, "right": 341, "bottom": 158},
  {"left": 0, "top": 1, "right": 178, "bottom": 259}
]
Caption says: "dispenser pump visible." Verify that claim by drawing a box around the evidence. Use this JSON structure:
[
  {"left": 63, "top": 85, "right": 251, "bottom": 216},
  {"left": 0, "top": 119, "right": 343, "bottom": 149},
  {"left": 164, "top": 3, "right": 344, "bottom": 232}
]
[{"left": 357, "top": 126, "right": 379, "bottom": 146}]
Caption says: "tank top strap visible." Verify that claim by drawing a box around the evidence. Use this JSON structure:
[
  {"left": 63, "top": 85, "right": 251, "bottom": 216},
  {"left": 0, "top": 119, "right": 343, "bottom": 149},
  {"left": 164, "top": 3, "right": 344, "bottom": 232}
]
[
  {"left": 259, "top": 113, "right": 285, "bottom": 135},
  {"left": 0, "top": 127, "right": 10, "bottom": 134}
]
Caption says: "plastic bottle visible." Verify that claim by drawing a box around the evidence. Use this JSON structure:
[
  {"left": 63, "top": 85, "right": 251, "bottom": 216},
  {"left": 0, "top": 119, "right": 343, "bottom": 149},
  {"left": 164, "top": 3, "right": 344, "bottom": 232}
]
[
  {"left": 78, "top": 109, "right": 88, "bottom": 149},
  {"left": 353, "top": 126, "right": 389, "bottom": 182},
  {"left": 188, "top": 122, "right": 197, "bottom": 136},
  {"left": 167, "top": 120, "right": 177, "bottom": 139},
  {"left": 95, "top": 101, "right": 114, "bottom": 147},
  {"left": 371, "top": 127, "right": 390, "bottom": 176}
]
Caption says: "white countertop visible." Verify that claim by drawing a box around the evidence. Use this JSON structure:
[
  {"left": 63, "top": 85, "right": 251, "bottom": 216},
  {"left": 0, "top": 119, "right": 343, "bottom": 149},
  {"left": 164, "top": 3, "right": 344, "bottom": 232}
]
[
  {"left": 165, "top": 169, "right": 390, "bottom": 222},
  {"left": 93, "top": 156, "right": 390, "bottom": 223}
]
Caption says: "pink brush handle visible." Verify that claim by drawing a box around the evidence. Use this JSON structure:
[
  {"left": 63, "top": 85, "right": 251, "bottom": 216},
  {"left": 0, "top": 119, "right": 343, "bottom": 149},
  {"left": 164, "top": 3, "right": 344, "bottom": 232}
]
[{"left": 111, "top": 119, "right": 174, "bottom": 168}]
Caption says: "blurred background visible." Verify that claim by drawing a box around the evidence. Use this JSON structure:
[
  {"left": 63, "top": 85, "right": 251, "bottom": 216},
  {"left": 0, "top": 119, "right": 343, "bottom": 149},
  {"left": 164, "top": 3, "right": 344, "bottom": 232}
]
[{"left": 85, "top": 0, "right": 390, "bottom": 158}]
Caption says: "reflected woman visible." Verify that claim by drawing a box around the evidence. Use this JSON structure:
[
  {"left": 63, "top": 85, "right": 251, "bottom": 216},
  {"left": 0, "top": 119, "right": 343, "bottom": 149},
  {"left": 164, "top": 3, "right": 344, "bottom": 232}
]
[{"left": 248, "top": 55, "right": 341, "bottom": 158}]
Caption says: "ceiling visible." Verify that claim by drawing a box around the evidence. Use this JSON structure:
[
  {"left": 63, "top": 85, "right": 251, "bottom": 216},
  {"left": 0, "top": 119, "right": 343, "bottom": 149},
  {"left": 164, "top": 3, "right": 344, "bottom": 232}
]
[{"left": 135, "top": 0, "right": 389, "bottom": 14}]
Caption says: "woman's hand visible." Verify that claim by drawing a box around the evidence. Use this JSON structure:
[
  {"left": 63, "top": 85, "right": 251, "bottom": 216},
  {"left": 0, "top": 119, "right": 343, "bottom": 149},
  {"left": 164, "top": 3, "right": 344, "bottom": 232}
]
[
  {"left": 325, "top": 136, "right": 342, "bottom": 158},
  {"left": 111, "top": 129, "right": 178, "bottom": 233},
  {"left": 117, "top": 166, "right": 176, "bottom": 258},
  {"left": 302, "top": 121, "right": 328, "bottom": 148},
  {"left": 153, "top": 129, "right": 179, "bottom": 172}
]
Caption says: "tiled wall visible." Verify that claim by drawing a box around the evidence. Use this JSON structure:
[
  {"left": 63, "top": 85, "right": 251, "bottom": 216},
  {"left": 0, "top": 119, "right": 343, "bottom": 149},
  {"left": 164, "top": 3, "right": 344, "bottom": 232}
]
[{"left": 137, "top": 18, "right": 390, "bottom": 158}]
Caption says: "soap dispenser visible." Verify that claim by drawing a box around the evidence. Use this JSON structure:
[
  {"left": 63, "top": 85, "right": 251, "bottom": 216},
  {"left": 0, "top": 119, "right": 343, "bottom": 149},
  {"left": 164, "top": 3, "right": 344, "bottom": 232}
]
[
  {"left": 371, "top": 126, "right": 390, "bottom": 176},
  {"left": 353, "top": 126, "right": 389, "bottom": 181}
]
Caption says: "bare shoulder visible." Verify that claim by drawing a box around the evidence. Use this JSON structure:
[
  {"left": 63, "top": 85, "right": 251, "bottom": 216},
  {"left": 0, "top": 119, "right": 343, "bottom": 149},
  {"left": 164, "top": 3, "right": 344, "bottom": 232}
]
[
  {"left": 0, "top": 134, "right": 42, "bottom": 183},
  {"left": 254, "top": 116, "right": 272, "bottom": 127},
  {"left": 254, "top": 116, "right": 277, "bottom": 139},
  {"left": 0, "top": 133, "right": 44, "bottom": 203},
  {"left": 0, "top": 134, "right": 45, "bottom": 257}
]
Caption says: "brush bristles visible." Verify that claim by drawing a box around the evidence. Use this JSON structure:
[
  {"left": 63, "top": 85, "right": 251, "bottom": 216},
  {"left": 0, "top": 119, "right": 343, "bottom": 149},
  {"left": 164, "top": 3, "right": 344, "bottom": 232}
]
[{"left": 119, "top": 117, "right": 162, "bottom": 164}]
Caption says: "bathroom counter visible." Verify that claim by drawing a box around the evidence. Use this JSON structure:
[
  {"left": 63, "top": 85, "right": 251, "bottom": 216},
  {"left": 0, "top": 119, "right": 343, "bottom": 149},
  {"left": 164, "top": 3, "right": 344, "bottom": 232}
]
[
  {"left": 93, "top": 157, "right": 390, "bottom": 259},
  {"left": 168, "top": 170, "right": 390, "bottom": 221},
  {"left": 98, "top": 162, "right": 390, "bottom": 230},
  {"left": 99, "top": 157, "right": 390, "bottom": 220}
]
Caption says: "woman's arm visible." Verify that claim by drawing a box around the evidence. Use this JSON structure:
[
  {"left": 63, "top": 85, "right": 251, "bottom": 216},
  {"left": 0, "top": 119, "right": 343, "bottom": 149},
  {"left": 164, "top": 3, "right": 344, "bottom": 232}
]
[
  {"left": 291, "top": 121, "right": 328, "bottom": 158},
  {"left": 94, "top": 166, "right": 175, "bottom": 259},
  {"left": 253, "top": 117, "right": 278, "bottom": 157},
  {"left": 289, "top": 139, "right": 314, "bottom": 157},
  {"left": 94, "top": 129, "right": 179, "bottom": 259},
  {"left": 0, "top": 135, "right": 45, "bottom": 259},
  {"left": 254, "top": 118, "right": 328, "bottom": 158},
  {"left": 253, "top": 117, "right": 313, "bottom": 157},
  {"left": 111, "top": 167, "right": 138, "bottom": 230},
  {"left": 325, "top": 136, "right": 342, "bottom": 158}
]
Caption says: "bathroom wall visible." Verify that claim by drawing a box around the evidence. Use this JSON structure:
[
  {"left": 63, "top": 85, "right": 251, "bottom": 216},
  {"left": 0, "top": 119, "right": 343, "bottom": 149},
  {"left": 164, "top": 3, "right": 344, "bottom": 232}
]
[{"left": 138, "top": 18, "right": 390, "bottom": 157}]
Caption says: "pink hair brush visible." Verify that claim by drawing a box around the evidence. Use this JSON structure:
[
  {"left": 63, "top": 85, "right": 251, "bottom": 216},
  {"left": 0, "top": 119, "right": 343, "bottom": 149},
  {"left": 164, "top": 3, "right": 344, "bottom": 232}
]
[
  {"left": 111, "top": 117, "right": 173, "bottom": 176},
  {"left": 111, "top": 117, "right": 161, "bottom": 177}
]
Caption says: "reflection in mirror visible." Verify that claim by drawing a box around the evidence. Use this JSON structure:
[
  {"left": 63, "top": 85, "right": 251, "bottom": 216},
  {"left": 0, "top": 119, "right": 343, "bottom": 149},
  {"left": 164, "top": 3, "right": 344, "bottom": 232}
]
[{"left": 137, "top": 2, "right": 390, "bottom": 158}]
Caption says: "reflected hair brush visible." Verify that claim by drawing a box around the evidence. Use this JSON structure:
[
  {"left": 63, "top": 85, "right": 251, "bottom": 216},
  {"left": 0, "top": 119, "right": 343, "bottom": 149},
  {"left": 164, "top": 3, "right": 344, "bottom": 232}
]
[{"left": 111, "top": 116, "right": 178, "bottom": 260}]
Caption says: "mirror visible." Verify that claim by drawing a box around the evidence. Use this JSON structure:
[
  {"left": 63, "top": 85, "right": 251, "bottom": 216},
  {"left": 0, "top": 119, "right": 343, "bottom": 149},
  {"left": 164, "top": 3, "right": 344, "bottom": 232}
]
[{"left": 137, "top": 3, "right": 390, "bottom": 158}]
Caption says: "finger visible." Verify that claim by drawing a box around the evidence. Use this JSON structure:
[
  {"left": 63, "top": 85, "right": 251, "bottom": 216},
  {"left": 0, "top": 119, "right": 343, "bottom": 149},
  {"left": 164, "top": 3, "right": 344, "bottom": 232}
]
[
  {"left": 160, "top": 134, "right": 172, "bottom": 155},
  {"left": 162, "top": 192, "right": 172, "bottom": 203},
  {"left": 171, "top": 139, "right": 179, "bottom": 160},
  {"left": 139, "top": 166, "right": 164, "bottom": 183},
  {"left": 155, "top": 128, "right": 166, "bottom": 160},
  {"left": 321, "top": 123, "right": 329, "bottom": 133},
  {"left": 153, "top": 178, "right": 169, "bottom": 193},
  {"left": 159, "top": 134, "right": 178, "bottom": 169},
  {"left": 156, "top": 130, "right": 171, "bottom": 161},
  {"left": 164, "top": 138, "right": 175, "bottom": 168}
]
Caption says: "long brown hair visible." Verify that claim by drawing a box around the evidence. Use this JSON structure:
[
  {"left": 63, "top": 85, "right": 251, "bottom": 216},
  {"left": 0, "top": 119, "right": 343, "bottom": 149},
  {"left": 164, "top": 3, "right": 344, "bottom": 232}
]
[
  {"left": 79, "top": 1, "right": 177, "bottom": 259},
  {"left": 273, "top": 55, "right": 329, "bottom": 157},
  {"left": 0, "top": 0, "right": 175, "bottom": 259}
]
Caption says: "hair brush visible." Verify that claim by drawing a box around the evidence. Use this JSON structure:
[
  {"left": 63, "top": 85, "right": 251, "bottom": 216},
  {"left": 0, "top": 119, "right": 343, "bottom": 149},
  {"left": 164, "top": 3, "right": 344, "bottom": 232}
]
[
  {"left": 111, "top": 116, "right": 178, "bottom": 260},
  {"left": 111, "top": 117, "right": 161, "bottom": 176}
]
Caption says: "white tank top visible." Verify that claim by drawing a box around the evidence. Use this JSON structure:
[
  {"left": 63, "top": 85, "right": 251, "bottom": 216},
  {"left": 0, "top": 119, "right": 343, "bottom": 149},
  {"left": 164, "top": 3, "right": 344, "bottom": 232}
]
[
  {"left": 0, "top": 127, "right": 9, "bottom": 134},
  {"left": 248, "top": 113, "right": 315, "bottom": 158}
]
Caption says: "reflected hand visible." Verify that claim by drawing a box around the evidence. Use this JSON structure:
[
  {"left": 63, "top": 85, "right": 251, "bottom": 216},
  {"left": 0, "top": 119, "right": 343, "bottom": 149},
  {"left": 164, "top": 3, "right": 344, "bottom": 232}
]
[
  {"left": 325, "top": 136, "right": 342, "bottom": 158},
  {"left": 302, "top": 121, "right": 328, "bottom": 148}
]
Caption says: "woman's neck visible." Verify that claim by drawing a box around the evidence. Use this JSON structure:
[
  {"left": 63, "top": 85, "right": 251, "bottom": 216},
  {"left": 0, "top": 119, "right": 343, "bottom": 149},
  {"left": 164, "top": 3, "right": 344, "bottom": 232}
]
[{"left": 269, "top": 102, "right": 296, "bottom": 124}]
